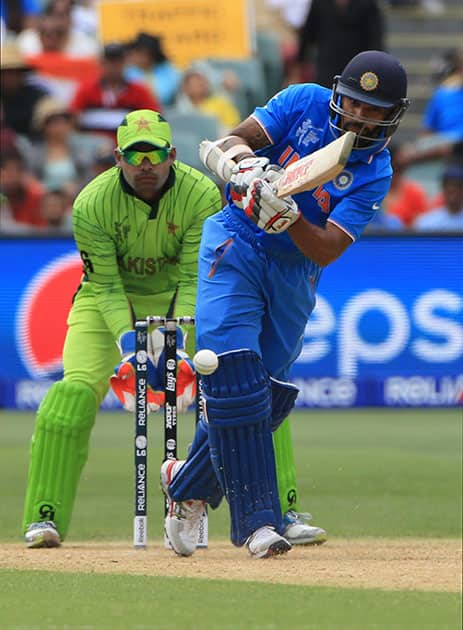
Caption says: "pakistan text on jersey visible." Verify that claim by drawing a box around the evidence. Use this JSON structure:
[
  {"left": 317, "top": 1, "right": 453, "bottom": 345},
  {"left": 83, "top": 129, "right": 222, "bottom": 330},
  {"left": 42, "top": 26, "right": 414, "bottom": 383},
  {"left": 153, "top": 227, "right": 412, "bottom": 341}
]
[{"left": 117, "top": 255, "right": 180, "bottom": 275}]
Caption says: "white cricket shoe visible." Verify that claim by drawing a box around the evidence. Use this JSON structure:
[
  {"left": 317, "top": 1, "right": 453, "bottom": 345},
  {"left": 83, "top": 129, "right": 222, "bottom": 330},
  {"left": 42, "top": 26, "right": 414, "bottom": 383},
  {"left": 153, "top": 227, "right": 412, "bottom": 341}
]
[
  {"left": 161, "top": 459, "right": 205, "bottom": 557},
  {"left": 246, "top": 526, "right": 292, "bottom": 559},
  {"left": 283, "top": 510, "right": 327, "bottom": 546},
  {"left": 25, "top": 521, "right": 61, "bottom": 548}
]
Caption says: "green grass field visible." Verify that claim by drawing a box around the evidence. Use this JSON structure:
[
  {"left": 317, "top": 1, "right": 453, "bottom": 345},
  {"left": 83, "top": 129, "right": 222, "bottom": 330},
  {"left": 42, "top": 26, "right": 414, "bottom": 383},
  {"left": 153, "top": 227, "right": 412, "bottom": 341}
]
[{"left": 1, "top": 408, "right": 461, "bottom": 628}]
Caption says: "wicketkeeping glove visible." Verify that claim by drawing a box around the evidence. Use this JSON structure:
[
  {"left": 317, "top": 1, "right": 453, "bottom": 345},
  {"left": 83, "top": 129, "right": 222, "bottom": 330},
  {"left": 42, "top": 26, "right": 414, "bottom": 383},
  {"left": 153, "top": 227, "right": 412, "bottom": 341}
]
[
  {"left": 110, "top": 328, "right": 197, "bottom": 414},
  {"left": 229, "top": 156, "right": 270, "bottom": 208},
  {"left": 110, "top": 330, "right": 164, "bottom": 413},
  {"left": 243, "top": 177, "right": 301, "bottom": 234}
]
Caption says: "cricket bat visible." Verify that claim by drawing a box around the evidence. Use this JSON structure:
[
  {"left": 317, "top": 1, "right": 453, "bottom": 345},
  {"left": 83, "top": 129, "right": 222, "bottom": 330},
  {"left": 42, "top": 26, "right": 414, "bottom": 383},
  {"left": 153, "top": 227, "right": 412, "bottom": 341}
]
[{"left": 199, "top": 131, "right": 355, "bottom": 197}]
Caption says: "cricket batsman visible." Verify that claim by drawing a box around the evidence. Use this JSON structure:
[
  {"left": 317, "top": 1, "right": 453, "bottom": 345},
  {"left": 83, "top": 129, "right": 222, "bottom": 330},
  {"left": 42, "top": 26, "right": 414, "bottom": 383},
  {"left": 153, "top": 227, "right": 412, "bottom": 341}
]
[
  {"left": 160, "top": 51, "right": 410, "bottom": 558},
  {"left": 23, "top": 110, "right": 222, "bottom": 547}
]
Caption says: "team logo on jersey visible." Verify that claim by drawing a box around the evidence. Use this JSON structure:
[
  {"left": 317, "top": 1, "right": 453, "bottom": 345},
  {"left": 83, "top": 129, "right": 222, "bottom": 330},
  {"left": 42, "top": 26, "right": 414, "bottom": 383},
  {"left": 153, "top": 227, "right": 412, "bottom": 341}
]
[
  {"left": 333, "top": 170, "right": 354, "bottom": 190},
  {"left": 295, "top": 119, "right": 323, "bottom": 147},
  {"left": 114, "top": 218, "right": 130, "bottom": 247},
  {"left": 360, "top": 72, "right": 379, "bottom": 92}
]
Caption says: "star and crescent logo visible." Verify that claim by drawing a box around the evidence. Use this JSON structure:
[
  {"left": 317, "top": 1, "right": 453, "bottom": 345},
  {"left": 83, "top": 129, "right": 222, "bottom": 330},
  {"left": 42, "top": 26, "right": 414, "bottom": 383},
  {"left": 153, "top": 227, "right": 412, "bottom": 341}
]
[{"left": 134, "top": 116, "right": 152, "bottom": 132}]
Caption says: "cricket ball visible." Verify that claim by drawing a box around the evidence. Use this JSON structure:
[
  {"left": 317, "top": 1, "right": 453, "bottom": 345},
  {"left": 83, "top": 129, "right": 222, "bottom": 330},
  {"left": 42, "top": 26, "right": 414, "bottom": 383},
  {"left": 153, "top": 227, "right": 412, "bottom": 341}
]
[{"left": 193, "top": 349, "right": 219, "bottom": 375}]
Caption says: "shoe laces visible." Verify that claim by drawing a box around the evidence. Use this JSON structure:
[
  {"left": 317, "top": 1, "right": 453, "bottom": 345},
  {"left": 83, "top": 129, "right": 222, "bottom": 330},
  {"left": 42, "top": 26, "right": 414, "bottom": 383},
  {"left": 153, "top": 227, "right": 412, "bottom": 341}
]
[
  {"left": 29, "top": 520, "right": 56, "bottom": 530},
  {"left": 283, "top": 510, "right": 313, "bottom": 526}
]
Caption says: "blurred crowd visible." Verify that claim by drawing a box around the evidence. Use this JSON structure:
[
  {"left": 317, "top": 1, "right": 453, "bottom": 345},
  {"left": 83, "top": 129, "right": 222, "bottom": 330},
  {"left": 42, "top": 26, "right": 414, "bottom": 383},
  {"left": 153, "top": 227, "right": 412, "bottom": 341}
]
[{"left": 1, "top": 0, "right": 462, "bottom": 235}]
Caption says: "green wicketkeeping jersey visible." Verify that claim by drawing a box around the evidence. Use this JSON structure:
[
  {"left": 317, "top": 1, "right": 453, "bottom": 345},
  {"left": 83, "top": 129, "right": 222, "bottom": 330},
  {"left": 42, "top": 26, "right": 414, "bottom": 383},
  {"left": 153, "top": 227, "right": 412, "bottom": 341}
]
[{"left": 73, "top": 161, "right": 222, "bottom": 341}]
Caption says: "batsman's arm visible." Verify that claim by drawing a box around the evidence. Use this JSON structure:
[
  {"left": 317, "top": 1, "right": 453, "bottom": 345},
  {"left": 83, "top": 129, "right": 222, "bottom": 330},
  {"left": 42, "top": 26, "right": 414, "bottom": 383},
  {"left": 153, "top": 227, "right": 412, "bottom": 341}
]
[
  {"left": 287, "top": 218, "right": 353, "bottom": 267},
  {"left": 199, "top": 117, "right": 272, "bottom": 182},
  {"left": 286, "top": 178, "right": 388, "bottom": 266}
]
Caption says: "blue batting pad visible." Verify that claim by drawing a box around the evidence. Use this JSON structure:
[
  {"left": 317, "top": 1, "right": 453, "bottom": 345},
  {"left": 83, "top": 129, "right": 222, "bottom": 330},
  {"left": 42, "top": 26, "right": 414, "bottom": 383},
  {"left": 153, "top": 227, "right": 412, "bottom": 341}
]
[
  {"left": 270, "top": 376, "right": 299, "bottom": 430},
  {"left": 202, "top": 349, "right": 283, "bottom": 546},
  {"left": 168, "top": 416, "right": 224, "bottom": 508}
]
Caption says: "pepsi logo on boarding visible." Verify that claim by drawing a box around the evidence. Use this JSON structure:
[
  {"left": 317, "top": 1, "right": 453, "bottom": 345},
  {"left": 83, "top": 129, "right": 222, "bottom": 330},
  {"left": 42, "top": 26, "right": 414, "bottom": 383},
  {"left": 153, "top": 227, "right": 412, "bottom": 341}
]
[{"left": 16, "top": 252, "right": 82, "bottom": 378}]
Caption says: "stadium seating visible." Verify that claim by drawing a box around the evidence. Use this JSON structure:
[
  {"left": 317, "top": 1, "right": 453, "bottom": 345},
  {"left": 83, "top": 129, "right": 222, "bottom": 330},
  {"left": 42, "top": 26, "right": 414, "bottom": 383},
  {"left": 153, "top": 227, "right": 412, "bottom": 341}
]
[
  {"left": 206, "top": 57, "right": 268, "bottom": 118},
  {"left": 164, "top": 110, "right": 221, "bottom": 175}
]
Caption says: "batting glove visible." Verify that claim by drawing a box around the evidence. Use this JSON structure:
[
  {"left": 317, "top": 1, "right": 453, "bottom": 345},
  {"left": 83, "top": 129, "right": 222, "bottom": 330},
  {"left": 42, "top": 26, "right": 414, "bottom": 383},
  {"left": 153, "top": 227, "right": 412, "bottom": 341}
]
[
  {"left": 110, "top": 331, "right": 163, "bottom": 413},
  {"left": 229, "top": 156, "right": 270, "bottom": 208},
  {"left": 244, "top": 177, "right": 301, "bottom": 234}
]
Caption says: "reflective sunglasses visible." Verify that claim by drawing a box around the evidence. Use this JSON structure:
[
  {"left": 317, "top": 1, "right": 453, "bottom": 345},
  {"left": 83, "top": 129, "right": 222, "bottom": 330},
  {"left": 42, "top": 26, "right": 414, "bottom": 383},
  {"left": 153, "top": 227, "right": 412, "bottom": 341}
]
[{"left": 119, "top": 147, "right": 171, "bottom": 166}]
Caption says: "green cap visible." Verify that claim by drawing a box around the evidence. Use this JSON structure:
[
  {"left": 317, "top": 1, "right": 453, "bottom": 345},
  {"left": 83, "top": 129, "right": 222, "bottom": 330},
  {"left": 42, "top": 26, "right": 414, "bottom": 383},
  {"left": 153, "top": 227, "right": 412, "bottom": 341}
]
[{"left": 117, "top": 109, "right": 172, "bottom": 150}]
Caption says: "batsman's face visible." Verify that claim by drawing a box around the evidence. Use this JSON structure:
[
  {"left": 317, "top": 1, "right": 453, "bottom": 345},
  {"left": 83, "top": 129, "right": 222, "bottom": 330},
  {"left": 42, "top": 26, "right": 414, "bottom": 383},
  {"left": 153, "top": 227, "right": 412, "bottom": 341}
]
[
  {"left": 115, "top": 143, "right": 176, "bottom": 202},
  {"left": 340, "top": 96, "right": 391, "bottom": 134}
]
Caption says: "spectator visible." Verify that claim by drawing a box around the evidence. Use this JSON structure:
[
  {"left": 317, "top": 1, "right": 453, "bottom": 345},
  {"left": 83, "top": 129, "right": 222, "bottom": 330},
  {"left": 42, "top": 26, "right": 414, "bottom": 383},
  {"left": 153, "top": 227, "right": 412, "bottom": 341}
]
[
  {"left": 0, "top": 107, "right": 34, "bottom": 164},
  {"left": 290, "top": 0, "right": 385, "bottom": 87},
  {"left": 423, "top": 47, "right": 463, "bottom": 142},
  {"left": 125, "top": 32, "right": 181, "bottom": 107},
  {"left": 40, "top": 187, "right": 73, "bottom": 234},
  {"left": 175, "top": 62, "right": 241, "bottom": 135},
  {"left": 71, "top": 0, "right": 98, "bottom": 40},
  {"left": 0, "top": 147, "right": 46, "bottom": 232},
  {"left": 395, "top": 48, "right": 463, "bottom": 170},
  {"left": 0, "top": 0, "right": 40, "bottom": 35},
  {"left": 17, "top": 0, "right": 99, "bottom": 57},
  {"left": 414, "top": 162, "right": 463, "bottom": 231},
  {"left": 70, "top": 42, "right": 162, "bottom": 142},
  {"left": 382, "top": 144, "right": 429, "bottom": 227},
  {"left": 29, "top": 96, "right": 99, "bottom": 198},
  {"left": 427, "top": 140, "right": 463, "bottom": 209},
  {"left": 0, "top": 118, "right": 18, "bottom": 151},
  {"left": 0, "top": 40, "right": 49, "bottom": 138},
  {"left": 364, "top": 207, "right": 404, "bottom": 232},
  {"left": 22, "top": 14, "right": 100, "bottom": 104},
  {"left": 91, "top": 146, "right": 115, "bottom": 177},
  {"left": 267, "top": 0, "right": 312, "bottom": 30}
]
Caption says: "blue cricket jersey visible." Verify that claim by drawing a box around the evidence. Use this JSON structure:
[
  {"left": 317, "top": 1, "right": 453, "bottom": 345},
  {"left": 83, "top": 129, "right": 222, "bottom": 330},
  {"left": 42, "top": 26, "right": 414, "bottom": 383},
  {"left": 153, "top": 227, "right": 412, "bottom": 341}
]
[
  {"left": 224, "top": 83, "right": 392, "bottom": 254},
  {"left": 197, "top": 83, "right": 393, "bottom": 377}
]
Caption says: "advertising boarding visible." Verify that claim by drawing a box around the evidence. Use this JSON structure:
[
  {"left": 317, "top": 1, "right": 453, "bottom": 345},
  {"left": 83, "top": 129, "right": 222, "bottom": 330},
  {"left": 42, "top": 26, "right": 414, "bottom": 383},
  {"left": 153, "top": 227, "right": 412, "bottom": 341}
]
[{"left": 1, "top": 235, "right": 461, "bottom": 409}]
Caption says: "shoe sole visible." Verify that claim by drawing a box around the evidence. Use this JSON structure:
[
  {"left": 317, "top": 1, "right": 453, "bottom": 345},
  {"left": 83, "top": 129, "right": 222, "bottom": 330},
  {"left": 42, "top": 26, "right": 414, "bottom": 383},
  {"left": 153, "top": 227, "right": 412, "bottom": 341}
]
[
  {"left": 289, "top": 533, "right": 328, "bottom": 546},
  {"left": 251, "top": 538, "right": 292, "bottom": 559},
  {"left": 26, "top": 531, "right": 61, "bottom": 549}
]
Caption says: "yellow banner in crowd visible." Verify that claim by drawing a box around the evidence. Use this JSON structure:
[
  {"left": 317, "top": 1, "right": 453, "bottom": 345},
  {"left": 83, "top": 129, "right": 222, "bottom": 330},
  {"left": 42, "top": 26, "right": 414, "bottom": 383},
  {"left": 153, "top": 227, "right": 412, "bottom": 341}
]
[{"left": 98, "top": 0, "right": 253, "bottom": 68}]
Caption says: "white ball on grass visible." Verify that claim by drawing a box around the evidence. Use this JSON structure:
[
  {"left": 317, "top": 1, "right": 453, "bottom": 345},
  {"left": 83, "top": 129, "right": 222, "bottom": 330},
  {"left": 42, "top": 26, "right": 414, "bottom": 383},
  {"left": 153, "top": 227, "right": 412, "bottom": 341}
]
[{"left": 193, "top": 349, "right": 219, "bottom": 375}]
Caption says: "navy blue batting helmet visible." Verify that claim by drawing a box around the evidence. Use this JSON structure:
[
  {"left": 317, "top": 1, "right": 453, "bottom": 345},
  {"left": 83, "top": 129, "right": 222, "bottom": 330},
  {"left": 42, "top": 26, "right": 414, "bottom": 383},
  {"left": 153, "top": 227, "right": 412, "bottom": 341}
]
[
  {"left": 330, "top": 51, "right": 410, "bottom": 149},
  {"left": 336, "top": 50, "right": 408, "bottom": 108}
]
